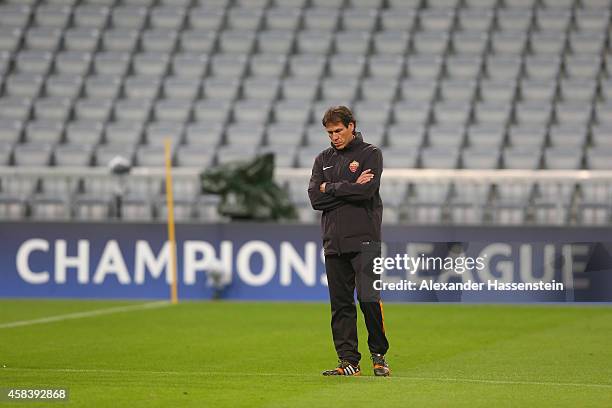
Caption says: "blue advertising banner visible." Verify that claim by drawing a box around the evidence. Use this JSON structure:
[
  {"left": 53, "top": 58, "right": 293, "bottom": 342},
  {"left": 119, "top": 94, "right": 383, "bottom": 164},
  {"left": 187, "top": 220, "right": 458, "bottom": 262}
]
[{"left": 0, "top": 222, "right": 611, "bottom": 302}]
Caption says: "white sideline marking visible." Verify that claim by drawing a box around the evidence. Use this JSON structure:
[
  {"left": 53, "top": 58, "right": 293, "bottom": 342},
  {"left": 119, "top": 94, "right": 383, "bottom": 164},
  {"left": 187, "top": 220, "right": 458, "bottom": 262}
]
[
  {"left": 2, "top": 367, "right": 611, "bottom": 389},
  {"left": 0, "top": 301, "right": 170, "bottom": 329}
]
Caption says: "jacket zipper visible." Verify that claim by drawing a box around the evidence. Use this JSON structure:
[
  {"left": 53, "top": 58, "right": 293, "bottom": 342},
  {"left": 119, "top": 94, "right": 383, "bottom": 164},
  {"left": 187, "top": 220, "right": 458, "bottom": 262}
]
[{"left": 332, "top": 151, "right": 345, "bottom": 255}]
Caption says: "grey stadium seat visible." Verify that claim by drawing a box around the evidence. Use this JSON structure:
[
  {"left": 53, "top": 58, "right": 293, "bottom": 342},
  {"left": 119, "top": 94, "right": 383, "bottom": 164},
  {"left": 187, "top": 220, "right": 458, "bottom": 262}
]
[
  {"left": 224, "top": 123, "right": 265, "bottom": 147},
  {"left": 63, "top": 28, "right": 100, "bottom": 52},
  {"left": 188, "top": 6, "right": 225, "bottom": 31},
  {"left": 288, "top": 54, "right": 326, "bottom": 78},
  {"left": 216, "top": 145, "right": 259, "bottom": 165},
  {"left": 360, "top": 77, "right": 398, "bottom": 101},
  {"left": 0, "top": 5, "right": 31, "bottom": 28},
  {"left": 427, "top": 124, "right": 465, "bottom": 149},
  {"left": 54, "top": 144, "right": 94, "bottom": 167},
  {"left": 135, "top": 145, "right": 167, "bottom": 167},
  {"left": 232, "top": 100, "right": 272, "bottom": 124},
  {"left": 329, "top": 55, "right": 366, "bottom": 78},
  {"left": 543, "top": 147, "right": 583, "bottom": 170},
  {"left": 280, "top": 77, "right": 319, "bottom": 101},
  {"left": 439, "top": 80, "right": 477, "bottom": 103},
  {"left": 123, "top": 76, "right": 160, "bottom": 99},
  {"left": 0, "top": 97, "right": 33, "bottom": 122},
  {"left": 171, "top": 53, "right": 208, "bottom": 78},
  {"left": 266, "top": 122, "right": 305, "bottom": 147},
  {"left": 0, "top": 28, "right": 23, "bottom": 53},
  {"left": 15, "top": 51, "right": 53, "bottom": 75},
  {"left": 353, "top": 101, "right": 391, "bottom": 126},
  {"left": 226, "top": 7, "right": 263, "bottom": 31},
  {"left": 45, "top": 75, "right": 83, "bottom": 99},
  {"left": 54, "top": 51, "right": 92, "bottom": 76},
  {"left": 518, "top": 78, "right": 557, "bottom": 103},
  {"left": 368, "top": 55, "right": 404, "bottom": 79},
  {"left": 372, "top": 30, "right": 410, "bottom": 55},
  {"left": 399, "top": 79, "right": 437, "bottom": 103},
  {"left": 461, "top": 147, "right": 500, "bottom": 169},
  {"left": 163, "top": 77, "right": 201, "bottom": 100},
  {"left": 193, "top": 100, "right": 231, "bottom": 124},
  {"left": 341, "top": 8, "right": 378, "bottom": 31},
  {"left": 257, "top": 30, "right": 295, "bottom": 55},
  {"left": 73, "top": 5, "right": 110, "bottom": 29},
  {"left": 466, "top": 124, "right": 506, "bottom": 148},
  {"left": 420, "top": 146, "right": 459, "bottom": 169},
  {"left": 296, "top": 31, "right": 333, "bottom": 54},
  {"left": 218, "top": 30, "right": 256, "bottom": 54},
  {"left": 65, "top": 120, "right": 104, "bottom": 145},
  {"left": 320, "top": 78, "right": 359, "bottom": 101},
  {"left": 303, "top": 8, "right": 339, "bottom": 31},
  {"left": 114, "top": 98, "right": 152, "bottom": 122},
  {"left": 94, "top": 52, "right": 131, "bottom": 76},
  {"left": 380, "top": 9, "right": 417, "bottom": 31},
  {"left": 145, "top": 121, "right": 184, "bottom": 147},
  {"left": 5, "top": 74, "right": 44, "bottom": 98},
  {"left": 185, "top": 122, "right": 224, "bottom": 147},
  {"left": 0, "top": 119, "right": 23, "bottom": 144},
  {"left": 33, "top": 97, "right": 72, "bottom": 122},
  {"left": 102, "top": 29, "right": 140, "bottom": 52},
  {"left": 503, "top": 146, "right": 542, "bottom": 169},
  {"left": 412, "top": 32, "right": 449, "bottom": 56},
  {"left": 406, "top": 55, "right": 443, "bottom": 80},
  {"left": 242, "top": 77, "right": 280, "bottom": 101},
  {"left": 249, "top": 54, "right": 287, "bottom": 78},
  {"left": 153, "top": 99, "right": 192, "bottom": 122},
  {"left": 85, "top": 75, "right": 123, "bottom": 99},
  {"left": 258, "top": 145, "right": 297, "bottom": 167},
  {"left": 175, "top": 145, "right": 215, "bottom": 168},
  {"left": 150, "top": 6, "right": 186, "bottom": 30},
  {"left": 393, "top": 101, "right": 431, "bottom": 126},
  {"left": 111, "top": 6, "right": 148, "bottom": 29},
  {"left": 133, "top": 52, "right": 170, "bottom": 76},
  {"left": 179, "top": 29, "right": 217, "bottom": 54},
  {"left": 104, "top": 121, "right": 143, "bottom": 146},
  {"left": 74, "top": 98, "right": 113, "bottom": 121},
  {"left": 209, "top": 54, "right": 248, "bottom": 78},
  {"left": 333, "top": 31, "right": 372, "bottom": 55},
  {"left": 587, "top": 147, "right": 612, "bottom": 170},
  {"left": 25, "top": 120, "right": 64, "bottom": 144},
  {"left": 507, "top": 125, "right": 547, "bottom": 148},
  {"left": 13, "top": 142, "right": 53, "bottom": 167},
  {"left": 264, "top": 8, "right": 301, "bottom": 31},
  {"left": 24, "top": 28, "right": 62, "bottom": 51},
  {"left": 273, "top": 100, "right": 312, "bottom": 124}
]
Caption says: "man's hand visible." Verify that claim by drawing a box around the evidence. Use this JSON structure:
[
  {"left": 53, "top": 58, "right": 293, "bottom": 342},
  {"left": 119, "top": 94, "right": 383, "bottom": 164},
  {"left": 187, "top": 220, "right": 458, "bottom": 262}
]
[
  {"left": 320, "top": 182, "right": 327, "bottom": 192},
  {"left": 356, "top": 169, "right": 374, "bottom": 184}
]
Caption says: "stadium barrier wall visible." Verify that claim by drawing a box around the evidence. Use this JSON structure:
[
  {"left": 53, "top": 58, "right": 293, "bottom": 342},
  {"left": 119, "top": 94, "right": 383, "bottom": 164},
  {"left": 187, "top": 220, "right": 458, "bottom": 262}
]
[{"left": 0, "top": 221, "right": 611, "bottom": 302}]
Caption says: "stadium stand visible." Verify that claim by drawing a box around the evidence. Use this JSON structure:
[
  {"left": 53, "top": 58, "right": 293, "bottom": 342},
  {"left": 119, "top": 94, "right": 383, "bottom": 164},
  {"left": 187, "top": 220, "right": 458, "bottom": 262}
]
[{"left": 0, "top": 0, "right": 610, "bottom": 224}]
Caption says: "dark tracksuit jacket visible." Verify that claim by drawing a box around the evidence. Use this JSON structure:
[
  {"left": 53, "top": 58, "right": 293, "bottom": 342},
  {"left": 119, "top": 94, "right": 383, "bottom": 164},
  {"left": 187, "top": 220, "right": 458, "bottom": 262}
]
[
  {"left": 307, "top": 132, "right": 389, "bottom": 364},
  {"left": 307, "top": 132, "right": 383, "bottom": 256}
]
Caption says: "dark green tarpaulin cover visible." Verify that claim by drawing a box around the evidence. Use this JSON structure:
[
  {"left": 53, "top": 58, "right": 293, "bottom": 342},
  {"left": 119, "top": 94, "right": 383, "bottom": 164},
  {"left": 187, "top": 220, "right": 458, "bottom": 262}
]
[{"left": 200, "top": 153, "right": 297, "bottom": 221}]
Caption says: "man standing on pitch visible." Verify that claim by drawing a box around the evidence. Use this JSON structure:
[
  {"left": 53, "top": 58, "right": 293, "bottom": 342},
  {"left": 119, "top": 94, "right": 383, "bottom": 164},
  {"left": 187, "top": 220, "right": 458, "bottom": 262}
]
[{"left": 308, "top": 106, "right": 390, "bottom": 377}]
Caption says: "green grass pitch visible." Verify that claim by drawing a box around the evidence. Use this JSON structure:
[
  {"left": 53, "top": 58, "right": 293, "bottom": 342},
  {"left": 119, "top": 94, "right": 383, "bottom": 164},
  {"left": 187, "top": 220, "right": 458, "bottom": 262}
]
[{"left": 0, "top": 300, "right": 611, "bottom": 407}]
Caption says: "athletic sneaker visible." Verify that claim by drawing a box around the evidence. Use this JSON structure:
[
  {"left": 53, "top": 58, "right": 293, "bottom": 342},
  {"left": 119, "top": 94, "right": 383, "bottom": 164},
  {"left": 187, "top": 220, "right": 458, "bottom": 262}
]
[
  {"left": 322, "top": 360, "right": 361, "bottom": 376},
  {"left": 371, "top": 353, "right": 390, "bottom": 377}
]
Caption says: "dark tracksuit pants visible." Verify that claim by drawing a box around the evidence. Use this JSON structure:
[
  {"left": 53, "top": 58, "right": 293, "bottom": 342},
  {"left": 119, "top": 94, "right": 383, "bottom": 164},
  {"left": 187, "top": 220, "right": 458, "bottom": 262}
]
[{"left": 325, "top": 246, "right": 389, "bottom": 365}]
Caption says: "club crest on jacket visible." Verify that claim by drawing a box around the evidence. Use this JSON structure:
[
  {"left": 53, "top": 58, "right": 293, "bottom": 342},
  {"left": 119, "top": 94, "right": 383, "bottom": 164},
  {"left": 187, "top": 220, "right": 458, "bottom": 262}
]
[{"left": 349, "top": 160, "right": 360, "bottom": 173}]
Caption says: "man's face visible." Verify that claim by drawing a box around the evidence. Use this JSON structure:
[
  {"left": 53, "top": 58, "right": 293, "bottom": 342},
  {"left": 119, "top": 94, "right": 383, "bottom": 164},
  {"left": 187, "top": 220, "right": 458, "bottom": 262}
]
[{"left": 325, "top": 121, "right": 355, "bottom": 150}]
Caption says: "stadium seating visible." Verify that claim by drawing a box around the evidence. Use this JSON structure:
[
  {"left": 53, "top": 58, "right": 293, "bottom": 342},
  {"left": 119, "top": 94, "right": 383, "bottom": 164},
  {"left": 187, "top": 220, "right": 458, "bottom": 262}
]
[{"left": 0, "top": 0, "right": 610, "bottom": 224}]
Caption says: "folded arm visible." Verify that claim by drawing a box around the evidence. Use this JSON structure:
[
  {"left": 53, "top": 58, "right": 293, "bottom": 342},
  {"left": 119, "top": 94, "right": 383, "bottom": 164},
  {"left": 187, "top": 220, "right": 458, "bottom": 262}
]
[
  {"left": 308, "top": 154, "right": 346, "bottom": 211},
  {"left": 324, "top": 148, "right": 383, "bottom": 202}
]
